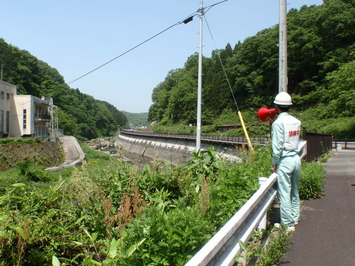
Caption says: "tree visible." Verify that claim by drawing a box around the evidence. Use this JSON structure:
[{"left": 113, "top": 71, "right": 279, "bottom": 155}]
[
  {"left": 147, "top": 0, "right": 354, "bottom": 130},
  {"left": 0, "top": 38, "right": 128, "bottom": 139}
]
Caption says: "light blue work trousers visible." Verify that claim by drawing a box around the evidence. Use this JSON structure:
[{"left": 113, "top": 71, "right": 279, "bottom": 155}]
[{"left": 276, "top": 154, "right": 301, "bottom": 226}]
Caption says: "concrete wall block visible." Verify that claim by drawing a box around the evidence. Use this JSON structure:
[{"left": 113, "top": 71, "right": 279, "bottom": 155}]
[{"left": 116, "top": 133, "right": 241, "bottom": 164}]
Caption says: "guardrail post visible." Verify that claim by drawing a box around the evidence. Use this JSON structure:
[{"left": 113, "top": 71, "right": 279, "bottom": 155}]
[{"left": 258, "top": 177, "right": 268, "bottom": 231}]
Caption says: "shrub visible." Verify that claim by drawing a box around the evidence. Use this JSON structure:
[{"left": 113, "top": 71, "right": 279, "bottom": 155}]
[
  {"left": 122, "top": 204, "right": 214, "bottom": 265},
  {"left": 17, "top": 160, "right": 53, "bottom": 182},
  {"left": 0, "top": 138, "right": 42, "bottom": 144},
  {"left": 299, "top": 161, "right": 325, "bottom": 200}
]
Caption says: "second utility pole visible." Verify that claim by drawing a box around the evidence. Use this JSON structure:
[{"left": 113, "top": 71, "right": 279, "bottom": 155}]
[
  {"left": 279, "top": 0, "right": 288, "bottom": 93},
  {"left": 196, "top": 0, "right": 204, "bottom": 152}
]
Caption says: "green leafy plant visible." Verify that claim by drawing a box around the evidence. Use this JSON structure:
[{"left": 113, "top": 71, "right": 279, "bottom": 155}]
[
  {"left": 188, "top": 146, "right": 221, "bottom": 180},
  {"left": 299, "top": 161, "right": 325, "bottom": 199},
  {"left": 17, "top": 160, "right": 53, "bottom": 182},
  {"left": 256, "top": 226, "right": 291, "bottom": 265},
  {"left": 122, "top": 204, "right": 214, "bottom": 265},
  {"left": 236, "top": 230, "right": 264, "bottom": 265},
  {"left": 0, "top": 141, "right": 327, "bottom": 265}
]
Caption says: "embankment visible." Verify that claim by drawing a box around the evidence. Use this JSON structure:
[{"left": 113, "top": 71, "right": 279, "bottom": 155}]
[
  {"left": 115, "top": 131, "right": 243, "bottom": 164},
  {"left": 0, "top": 141, "right": 64, "bottom": 171}
]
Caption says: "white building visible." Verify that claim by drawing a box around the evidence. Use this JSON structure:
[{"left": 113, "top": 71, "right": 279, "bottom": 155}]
[{"left": 0, "top": 80, "right": 58, "bottom": 139}]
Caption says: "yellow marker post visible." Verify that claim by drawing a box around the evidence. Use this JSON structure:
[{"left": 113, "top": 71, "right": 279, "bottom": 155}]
[{"left": 238, "top": 111, "right": 254, "bottom": 153}]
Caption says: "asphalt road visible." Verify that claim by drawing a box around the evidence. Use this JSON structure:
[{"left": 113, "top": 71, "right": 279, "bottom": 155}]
[{"left": 279, "top": 149, "right": 355, "bottom": 265}]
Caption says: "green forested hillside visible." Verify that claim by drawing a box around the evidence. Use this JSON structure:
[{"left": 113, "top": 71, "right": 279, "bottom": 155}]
[
  {"left": 1, "top": 0, "right": 353, "bottom": 139},
  {"left": 122, "top": 111, "right": 149, "bottom": 127},
  {"left": 148, "top": 0, "right": 354, "bottom": 138},
  {"left": 0, "top": 40, "right": 128, "bottom": 139}
]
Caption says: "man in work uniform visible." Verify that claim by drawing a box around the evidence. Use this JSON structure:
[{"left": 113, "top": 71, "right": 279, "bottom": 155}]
[{"left": 270, "top": 92, "right": 301, "bottom": 232}]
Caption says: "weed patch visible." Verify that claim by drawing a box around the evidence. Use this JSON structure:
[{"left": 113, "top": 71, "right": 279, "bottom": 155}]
[
  {"left": 0, "top": 143, "right": 325, "bottom": 265},
  {"left": 299, "top": 161, "right": 325, "bottom": 199},
  {"left": 0, "top": 141, "right": 64, "bottom": 171}
]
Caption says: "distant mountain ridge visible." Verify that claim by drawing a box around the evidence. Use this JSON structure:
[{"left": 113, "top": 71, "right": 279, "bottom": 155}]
[{"left": 122, "top": 111, "right": 148, "bottom": 127}]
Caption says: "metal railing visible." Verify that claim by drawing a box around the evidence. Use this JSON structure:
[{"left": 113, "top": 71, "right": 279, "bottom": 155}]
[
  {"left": 34, "top": 113, "right": 51, "bottom": 121},
  {"left": 334, "top": 139, "right": 355, "bottom": 150},
  {"left": 186, "top": 174, "right": 277, "bottom": 266},
  {"left": 120, "top": 130, "right": 270, "bottom": 146}
]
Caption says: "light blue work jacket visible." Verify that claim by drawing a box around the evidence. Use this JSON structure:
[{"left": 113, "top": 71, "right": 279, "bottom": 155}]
[{"left": 271, "top": 112, "right": 301, "bottom": 165}]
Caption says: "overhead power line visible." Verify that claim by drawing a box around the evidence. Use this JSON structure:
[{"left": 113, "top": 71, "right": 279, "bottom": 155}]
[
  {"left": 204, "top": 12, "right": 240, "bottom": 112},
  {"left": 68, "top": 0, "right": 229, "bottom": 85},
  {"left": 68, "top": 13, "right": 198, "bottom": 85}
]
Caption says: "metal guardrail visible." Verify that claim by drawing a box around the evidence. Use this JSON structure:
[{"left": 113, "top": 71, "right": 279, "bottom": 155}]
[
  {"left": 186, "top": 174, "right": 278, "bottom": 266},
  {"left": 120, "top": 130, "right": 270, "bottom": 146},
  {"left": 185, "top": 141, "right": 307, "bottom": 266},
  {"left": 334, "top": 139, "right": 355, "bottom": 150}
]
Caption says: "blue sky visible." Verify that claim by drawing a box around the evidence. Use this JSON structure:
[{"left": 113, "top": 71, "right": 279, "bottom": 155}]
[{"left": 2, "top": 0, "right": 323, "bottom": 113}]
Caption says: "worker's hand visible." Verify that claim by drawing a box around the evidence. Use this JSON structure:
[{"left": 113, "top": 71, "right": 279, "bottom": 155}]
[{"left": 270, "top": 164, "right": 277, "bottom": 173}]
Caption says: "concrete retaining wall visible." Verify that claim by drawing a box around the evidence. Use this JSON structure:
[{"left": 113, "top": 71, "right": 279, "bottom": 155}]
[
  {"left": 46, "top": 136, "right": 85, "bottom": 172},
  {"left": 115, "top": 132, "right": 242, "bottom": 164}
]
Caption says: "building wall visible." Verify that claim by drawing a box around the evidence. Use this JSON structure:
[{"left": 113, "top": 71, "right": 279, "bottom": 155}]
[
  {"left": 0, "top": 81, "right": 17, "bottom": 136},
  {"left": 1, "top": 81, "right": 57, "bottom": 139},
  {"left": 12, "top": 96, "right": 52, "bottom": 138},
  {"left": 11, "top": 95, "right": 34, "bottom": 137}
]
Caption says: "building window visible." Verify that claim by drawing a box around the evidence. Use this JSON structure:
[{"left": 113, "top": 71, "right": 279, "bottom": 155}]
[
  {"left": 5, "top": 111, "right": 9, "bottom": 133},
  {"left": 0, "top": 91, "right": 4, "bottom": 99},
  {"left": 23, "top": 109, "right": 27, "bottom": 129},
  {"left": 0, "top": 110, "right": 3, "bottom": 132},
  {"left": 6, "top": 93, "right": 10, "bottom": 100}
]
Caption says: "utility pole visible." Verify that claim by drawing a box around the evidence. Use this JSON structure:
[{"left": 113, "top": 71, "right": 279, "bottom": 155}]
[
  {"left": 279, "top": 0, "right": 288, "bottom": 93},
  {"left": 196, "top": 0, "right": 203, "bottom": 152}
]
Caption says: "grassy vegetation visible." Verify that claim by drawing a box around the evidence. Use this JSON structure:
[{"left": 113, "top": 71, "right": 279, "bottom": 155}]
[
  {"left": 151, "top": 109, "right": 271, "bottom": 137},
  {"left": 236, "top": 225, "right": 292, "bottom": 266},
  {"left": 0, "top": 138, "right": 64, "bottom": 172},
  {"left": 0, "top": 142, "right": 326, "bottom": 265},
  {"left": 299, "top": 161, "right": 326, "bottom": 200},
  {"left": 0, "top": 138, "right": 42, "bottom": 144},
  {"left": 299, "top": 113, "right": 355, "bottom": 139},
  {"left": 150, "top": 103, "right": 355, "bottom": 141}
]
